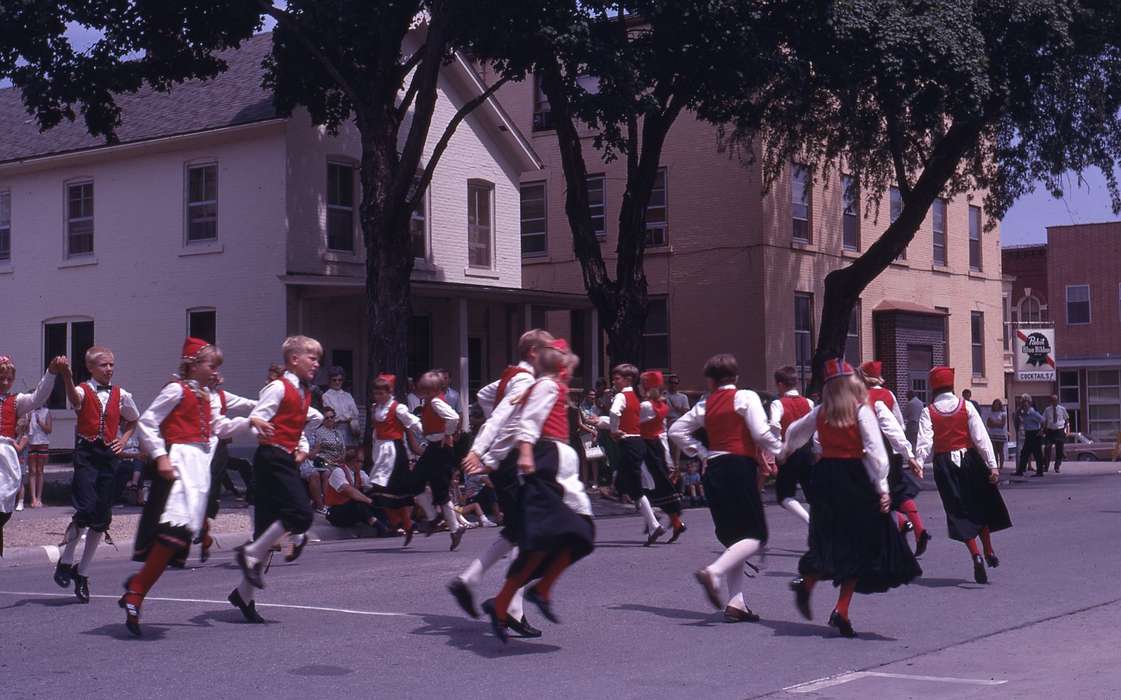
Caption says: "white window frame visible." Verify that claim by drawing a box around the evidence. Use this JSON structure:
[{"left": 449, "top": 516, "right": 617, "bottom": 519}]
[
  {"left": 968, "top": 205, "right": 983, "bottom": 271},
  {"left": 791, "top": 162, "right": 811, "bottom": 243},
  {"left": 1066, "top": 284, "right": 1091, "bottom": 325},
  {"left": 645, "top": 167, "right": 669, "bottom": 248},
  {"left": 65, "top": 179, "right": 95, "bottom": 258},
  {"left": 410, "top": 175, "right": 430, "bottom": 262},
  {"left": 42, "top": 316, "right": 95, "bottom": 409},
  {"left": 0, "top": 189, "right": 10, "bottom": 262},
  {"left": 841, "top": 174, "right": 859, "bottom": 251},
  {"left": 467, "top": 179, "right": 495, "bottom": 270},
  {"left": 326, "top": 160, "right": 356, "bottom": 253},
  {"left": 1086, "top": 369, "right": 1120, "bottom": 441},
  {"left": 587, "top": 174, "right": 606, "bottom": 238},
  {"left": 520, "top": 181, "right": 548, "bottom": 258},
  {"left": 794, "top": 292, "right": 814, "bottom": 380},
  {"left": 1019, "top": 295, "right": 1044, "bottom": 323},
  {"left": 642, "top": 297, "right": 670, "bottom": 369},
  {"left": 187, "top": 307, "right": 217, "bottom": 344},
  {"left": 970, "top": 311, "right": 985, "bottom": 379},
  {"left": 185, "top": 161, "right": 218, "bottom": 244},
  {"left": 932, "top": 198, "right": 947, "bottom": 266},
  {"left": 845, "top": 301, "right": 861, "bottom": 364}
]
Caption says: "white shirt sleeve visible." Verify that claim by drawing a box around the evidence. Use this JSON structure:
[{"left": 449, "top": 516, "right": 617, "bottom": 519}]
[
  {"left": 515, "top": 380, "right": 559, "bottom": 444},
  {"left": 137, "top": 383, "right": 184, "bottom": 460},
  {"left": 890, "top": 398, "right": 906, "bottom": 429},
  {"left": 874, "top": 400, "right": 915, "bottom": 460},
  {"left": 249, "top": 380, "right": 285, "bottom": 423},
  {"left": 471, "top": 395, "right": 517, "bottom": 457},
  {"left": 639, "top": 400, "right": 656, "bottom": 423},
  {"left": 966, "top": 401, "right": 998, "bottom": 470},
  {"left": 780, "top": 405, "right": 819, "bottom": 462},
  {"left": 222, "top": 391, "right": 257, "bottom": 417},
  {"left": 668, "top": 402, "right": 708, "bottom": 459},
  {"left": 858, "top": 404, "right": 890, "bottom": 494},
  {"left": 476, "top": 380, "right": 500, "bottom": 418},
  {"left": 609, "top": 392, "right": 627, "bottom": 432},
  {"left": 210, "top": 391, "right": 251, "bottom": 440},
  {"left": 915, "top": 406, "right": 934, "bottom": 464},
  {"left": 119, "top": 390, "right": 141, "bottom": 423},
  {"left": 15, "top": 371, "right": 56, "bottom": 416},
  {"left": 429, "top": 397, "right": 460, "bottom": 435},
  {"left": 735, "top": 390, "right": 782, "bottom": 455},
  {"left": 394, "top": 402, "right": 423, "bottom": 441},
  {"left": 327, "top": 467, "right": 350, "bottom": 493}
]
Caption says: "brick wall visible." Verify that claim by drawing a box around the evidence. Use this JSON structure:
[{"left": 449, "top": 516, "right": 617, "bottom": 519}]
[{"left": 1047, "top": 222, "right": 1121, "bottom": 359}]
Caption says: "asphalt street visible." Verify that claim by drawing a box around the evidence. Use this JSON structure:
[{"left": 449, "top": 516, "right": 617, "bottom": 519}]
[{"left": 3, "top": 466, "right": 1120, "bottom": 700}]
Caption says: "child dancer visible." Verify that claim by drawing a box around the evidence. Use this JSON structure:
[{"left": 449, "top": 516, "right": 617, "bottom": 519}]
[
  {"left": 369, "top": 373, "right": 424, "bottom": 545},
  {"left": 229, "top": 336, "right": 324, "bottom": 624},
  {"left": 412, "top": 370, "right": 464, "bottom": 551},
  {"left": 769, "top": 366, "right": 814, "bottom": 526},
  {"left": 859, "top": 361, "right": 930, "bottom": 556},
  {"left": 479, "top": 340, "right": 594, "bottom": 643},
  {"left": 638, "top": 371, "right": 685, "bottom": 544},
  {"left": 609, "top": 364, "right": 662, "bottom": 544},
  {"left": 915, "top": 366, "right": 1011, "bottom": 584},
  {"left": 0, "top": 355, "right": 67, "bottom": 555},
  {"left": 668, "top": 353, "right": 782, "bottom": 623},
  {"left": 54, "top": 346, "right": 140, "bottom": 602},
  {"left": 783, "top": 359, "right": 921, "bottom": 638},
  {"left": 199, "top": 373, "right": 256, "bottom": 562},
  {"left": 122, "top": 338, "right": 254, "bottom": 636},
  {"left": 450, "top": 330, "right": 553, "bottom": 638}
]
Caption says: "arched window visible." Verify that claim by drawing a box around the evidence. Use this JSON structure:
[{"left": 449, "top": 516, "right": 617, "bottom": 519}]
[{"left": 1020, "top": 296, "right": 1042, "bottom": 323}]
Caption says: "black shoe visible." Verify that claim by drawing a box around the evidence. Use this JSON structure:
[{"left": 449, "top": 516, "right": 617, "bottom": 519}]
[
  {"left": 828, "top": 610, "right": 856, "bottom": 638},
  {"left": 73, "top": 574, "right": 90, "bottom": 603},
  {"left": 53, "top": 562, "right": 74, "bottom": 589},
  {"left": 1054, "top": 465, "right": 1061, "bottom": 473},
  {"left": 235, "top": 545, "right": 266, "bottom": 590},
  {"left": 422, "top": 519, "right": 436, "bottom": 537},
  {"left": 449, "top": 529, "right": 464, "bottom": 552},
  {"left": 200, "top": 534, "right": 214, "bottom": 564},
  {"left": 403, "top": 528, "right": 414, "bottom": 547},
  {"left": 525, "top": 586, "right": 558, "bottom": 624},
  {"left": 506, "top": 614, "right": 543, "bottom": 638},
  {"left": 644, "top": 525, "right": 666, "bottom": 547},
  {"left": 915, "top": 531, "right": 932, "bottom": 558},
  {"left": 284, "top": 533, "right": 307, "bottom": 563},
  {"left": 694, "top": 569, "right": 722, "bottom": 610},
  {"left": 973, "top": 554, "right": 988, "bottom": 584},
  {"left": 481, "top": 599, "right": 508, "bottom": 644},
  {"left": 790, "top": 578, "right": 812, "bottom": 620},
  {"left": 901, "top": 520, "right": 915, "bottom": 534},
  {"left": 667, "top": 523, "right": 687, "bottom": 544},
  {"left": 118, "top": 593, "right": 141, "bottom": 637},
  {"left": 227, "top": 588, "right": 265, "bottom": 623},
  {"left": 985, "top": 552, "right": 1000, "bottom": 568},
  {"left": 723, "top": 605, "right": 760, "bottom": 623},
  {"left": 447, "top": 578, "right": 479, "bottom": 619}
]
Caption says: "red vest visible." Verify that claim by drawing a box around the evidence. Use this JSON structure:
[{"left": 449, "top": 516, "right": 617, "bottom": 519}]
[
  {"left": 324, "top": 465, "right": 361, "bottom": 507},
  {"left": 868, "top": 387, "right": 896, "bottom": 412},
  {"left": 929, "top": 399, "right": 973, "bottom": 452},
  {"left": 264, "top": 379, "right": 312, "bottom": 452},
  {"left": 496, "top": 365, "right": 531, "bottom": 404},
  {"left": 541, "top": 381, "right": 570, "bottom": 441},
  {"left": 421, "top": 395, "right": 449, "bottom": 435},
  {"left": 778, "top": 395, "right": 811, "bottom": 438},
  {"left": 618, "top": 390, "right": 641, "bottom": 435},
  {"left": 816, "top": 409, "right": 865, "bottom": 459},
  {"left": 704, "top": 388, "right": 756, "bottom": 456},
  {"left": 639, "top": 400, "right": 669, "bottom": 439},
  {"left": 375, "top": 401, "right": 405, "bottom": 440},
  {"left": 0, "top": 394, "right": 17, "bottom": 439},
  {"left": 160, "top": 382, "right": 213, "bottom": 446},
  {"left": 76, "top": 383, "right": 122, "bottom": 442}
]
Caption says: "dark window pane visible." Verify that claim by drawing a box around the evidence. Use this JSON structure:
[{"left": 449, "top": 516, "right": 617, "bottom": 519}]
[
  {"left": 407, "top": 316, "right": 432, "bottom": 384},
  {"left": 44, "top": 323, "right": 68, "bottom": 409},
  {"left": 188, "top": 310, "right": 216, "bottom": 344}
]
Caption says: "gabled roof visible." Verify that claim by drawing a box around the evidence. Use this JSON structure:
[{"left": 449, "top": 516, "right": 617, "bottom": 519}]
[{"left": 0, "top": 33, "right": 277, "bottom": 166}]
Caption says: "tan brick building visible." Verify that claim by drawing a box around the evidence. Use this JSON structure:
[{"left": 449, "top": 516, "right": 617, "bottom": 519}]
[{"left": 500, "top": 80, "right": 1007, "bottom": 402}]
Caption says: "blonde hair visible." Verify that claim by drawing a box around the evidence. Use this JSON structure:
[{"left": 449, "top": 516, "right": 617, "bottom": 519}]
[
  {"left": 85, "top": 345, "right": 114, "bottom": 368},
  {"left": 282, "top": 335, "right": 322, "bottom": 362},
  {"left": 417, "top": 371, "right": 443, "bottom": 394},
  {"left": 518, "top": 329, "right": 555, "bottom": 360},
  {"left": 178, "top": 345, "right": 224, "bottom": 380},
  {"left": 860, "top": 369, "right": 884, "bottom": 387},
  {"left": 645, "top": 386, "right": 663, "bottom": 401},
  {"left": 821, "top": 374, "right": 867, "bottom": 428}
]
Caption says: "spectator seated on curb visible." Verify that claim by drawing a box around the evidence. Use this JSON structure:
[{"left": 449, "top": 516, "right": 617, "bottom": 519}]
[
  {"left": 324, "top": 448, "right": 386, "bottom": 534},
  {"left": 303, "top": 407, "right": 347, "bottom": 514}
]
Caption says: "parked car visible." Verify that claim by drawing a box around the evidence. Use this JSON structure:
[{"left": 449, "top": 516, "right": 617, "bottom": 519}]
[{"left": 1064, "top": 432, "right": 1118, "bottom": 462}]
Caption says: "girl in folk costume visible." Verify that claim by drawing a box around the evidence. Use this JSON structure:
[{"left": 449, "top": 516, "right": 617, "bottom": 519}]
[
  {"left": 123, "top": 339, "right": 255, "bottom": 636},
  {"left": 668, "top": 353, "right": 783, "bottom": 623},
  {"left": 199, "top": 372, "right": 256, "bottom": 563},
  {"left": 609, "top": 363, "right": 663, "bottom": 544},
  {"left": 0, "top": 355, "right": 67, "bottom": 555},
  {"left": 479, "top": 339, "right": 594, "bottom": 643},
  {"left": 369, "top": 373, "right": 424, "bottom": 546},
  {"left": 859, "top": 361, "right": 931, "bottom": 557},
  {"left": 411, "top": 370, "right": 465, "bottom": 551},
  {"left": 783, "top": 359, "right": 922, "bottom": 639},
  {"left": 637, "top": 370, "right": 686, "bottom": 544},
  {"left": 915, "top": 366, "right": 1011, "bottom": 584},
  {"left": 770, "top": 365, "right": 814, "bottom": 526}
]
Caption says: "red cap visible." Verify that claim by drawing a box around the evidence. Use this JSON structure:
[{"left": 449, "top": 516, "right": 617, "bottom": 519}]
[
  {"left": 823, "top": 358, "right": 854, "bottom": 383},
  {"left": 640, "top": 370, "right": 664, "bottom": 389},
  {"left": 929, "top": 366, "right": 955, "bottom": 391},
  {"left": 181, "top": 337, "right": 211, "bottom": 360},
  {"left": 377, "top": 373, "right": 397, "bottom": 391},
  {"left": 860, "top": 360, "right": 882, "bottom": 379},
  {"left": 549, "top": 338, "right": 570, "bottom": 353}
]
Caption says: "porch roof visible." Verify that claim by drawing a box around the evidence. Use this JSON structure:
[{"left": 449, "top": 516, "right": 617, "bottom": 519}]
[{"left": 279, "top": 274, "right": 592, "bottom": 309}]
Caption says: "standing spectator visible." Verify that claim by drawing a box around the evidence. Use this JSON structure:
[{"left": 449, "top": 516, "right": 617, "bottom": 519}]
[
  {"left": 26, "top": 405, "right": 51, "bottom": 508},
  {"left": 405, "top": 377, "right": 422, "bottom": 413},
  {"left": 304, "top": 407, "right": 347, "bottom": 514},
  {"left": 664, "top": 374, "right": 691, "bottom": 423},
  {"left": 322, "top": 367, "right": 361, "bottom": 445},
  {"left": 436, "top": 369, "right": 461, "bottom": 417},
  {"left": 903, "top": 390, "right": 925, "bottom": 451},
  {"left": 1042, "top": 395, "right": 1069, "bottom": 474},
  {"left": 1016, "top": 395, "right": 1045, "bottom": 477},
  {"left": 962, "top": 389, "right": 981, "bottom": 412},
  {"left": 986, "top": 399, "right": 1008, "bottom": 471},
  {"left": 115, "top": 429, "right": 146, "bottom": 506},
  {"left": 13, "top": 416, "right": 29, "bottom": 512}
]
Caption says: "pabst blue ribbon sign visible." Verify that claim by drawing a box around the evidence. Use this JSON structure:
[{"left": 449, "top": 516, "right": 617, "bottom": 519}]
[{"left": 1014, "top": 328, "right": 1056, "bottom": 382}]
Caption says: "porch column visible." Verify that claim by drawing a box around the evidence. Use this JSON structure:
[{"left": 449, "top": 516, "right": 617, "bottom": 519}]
[
  {"left": 524, "top": 303, "right": 533, "bottom": 333},
  {"left": 458, "top": 297, "right": 470, "bottom": 432},
  {"left": 590, "top": 306, "right": 600, "bottom": 387}
]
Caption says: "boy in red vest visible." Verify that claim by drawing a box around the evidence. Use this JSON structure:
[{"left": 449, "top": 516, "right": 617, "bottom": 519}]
[
  {"left": 609, "top": 363, "right": 662, "bottom": 543},
  {"left": 229, "top": 335, "right": 325, "bottom": 623},
  {"left": 769, "top": 366, "right": 814, "bottom": 526},
  {"left": 54, "top": 346, "right": 140, "bottom": 603},
  {"left": 638, "top": 370, "right": 686, "bottom": 543},
  {"left": 915, "top": 366, "right": 1011, "bottom": 584},
  {"left": 474, "top": 329, "right": 553, "bottom": 418},
  {"left": 0, "top": 354, "right": 68, "bottom": 556},
  {"left": 412, "top": 370, "right": 465, "bottom": 550}
]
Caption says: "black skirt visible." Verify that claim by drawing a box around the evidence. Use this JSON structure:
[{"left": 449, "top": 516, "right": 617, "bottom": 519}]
[
  {"left": 799, "top": 457, "right": 922, "bottom": 594},
  {"left": 775, "top": 442, "right": 814, "bottom": 502},
  {"left": 702, "top": 454, "right": 767, "bottom": 547},
  {"left": 490, "top": 451, "right": 523, "bottom": 545},
  {"left": 132, "top": 464, "right": 192, "bottom": 567},
  {"left": 932, "top": 449, "right": 1012, "bottom": 542},
  {"left": 642, "top": 437, "right": 682, "bottom": 515},
  {"left": 887, "top": 453, "right": 922, "bottom": 509},
  {"left": 615, "top": 436, "right": 647, "bottom": 500},
  {"left": 371, "top": 440, "right": 415, "bottom": 509}
]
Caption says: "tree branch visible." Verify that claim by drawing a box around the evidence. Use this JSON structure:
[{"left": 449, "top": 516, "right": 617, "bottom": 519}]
[
  {"left": 885, "top": 107, "right": 912, "bottom": 197},
  {"left": 395, "top": 12, "right": 454, "bottom": 204}
]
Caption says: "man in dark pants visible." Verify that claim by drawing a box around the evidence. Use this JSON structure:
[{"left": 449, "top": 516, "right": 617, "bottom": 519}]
[
  {"left": 1042, "top": 395, "right": 1070, "bottom": 473},
  {"left": 1016, "top": 395, "right": 1046, "bottom": 477}
]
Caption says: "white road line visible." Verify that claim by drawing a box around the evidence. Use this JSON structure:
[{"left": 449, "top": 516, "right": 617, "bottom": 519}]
[
  {"left": 784, "top": 670, "right": 1007, "bottom": 694},
  {"left": 0, "top": 590, "right": 414, "bottom": 617}
]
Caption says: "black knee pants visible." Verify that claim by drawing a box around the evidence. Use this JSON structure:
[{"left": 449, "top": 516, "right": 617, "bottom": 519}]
[
  {"left": 72, "top": 440, "right": 117, "bottom": 532},
  {"left": 253, "top": 445, "right": 314, "bottom": 537}
]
